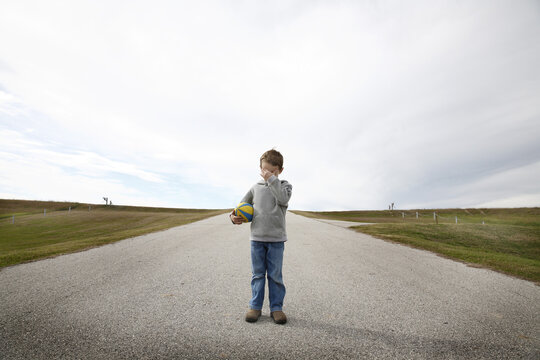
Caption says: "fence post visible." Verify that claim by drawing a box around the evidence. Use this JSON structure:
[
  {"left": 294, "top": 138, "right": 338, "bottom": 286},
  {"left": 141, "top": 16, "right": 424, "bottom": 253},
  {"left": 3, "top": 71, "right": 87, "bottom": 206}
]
[
  {"left": 68, "top": 206, "right": 71, "bottom": 213},
  {"left": 88, "top": 205, "right": 91, "bottom": 211},
  {"left": 416, "top": 211, "right": 418, "bottom": 219},
  {"left": 12, "top": 215, "right": 15, "bottom": 224},
  {"left": 455, "top": 216, "right": 458, "bottom": 224},
  {"left": 402, "top": 212, "right": 405, "bottom": 219}
]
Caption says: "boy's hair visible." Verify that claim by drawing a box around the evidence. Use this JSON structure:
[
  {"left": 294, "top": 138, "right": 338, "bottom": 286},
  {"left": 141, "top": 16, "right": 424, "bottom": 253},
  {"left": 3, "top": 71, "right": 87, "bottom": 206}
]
[{"left": 260, "top": 149, "right": 284, "bottom": 170}]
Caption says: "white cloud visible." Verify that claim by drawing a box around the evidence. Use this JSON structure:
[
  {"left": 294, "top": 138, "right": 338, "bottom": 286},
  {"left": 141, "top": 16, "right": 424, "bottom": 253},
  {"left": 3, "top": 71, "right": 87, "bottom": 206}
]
[
  {"left": 0, "top": 129, "right": 165, "bottom": 183},
  {"left": 1, "top": 0, "right": 539, "bottom": 210},
  {"left": 476, "top": 194, "right": 540, "bottom": 208}
]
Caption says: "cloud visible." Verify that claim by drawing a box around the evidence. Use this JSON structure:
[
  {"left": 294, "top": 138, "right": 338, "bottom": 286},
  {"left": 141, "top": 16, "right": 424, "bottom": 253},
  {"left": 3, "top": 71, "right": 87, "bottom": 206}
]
[
  {"left": 1, "top": 0, "right": 539, "bottom": 210},
  {"left": 0, "top": 128, "right": 165, "bottom": 182}
]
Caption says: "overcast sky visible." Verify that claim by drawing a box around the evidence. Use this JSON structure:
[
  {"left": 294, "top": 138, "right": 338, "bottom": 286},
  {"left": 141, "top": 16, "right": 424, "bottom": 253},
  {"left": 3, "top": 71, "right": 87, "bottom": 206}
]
[{"left": 1, "top": 0, "right": 539, "bottom": 211}]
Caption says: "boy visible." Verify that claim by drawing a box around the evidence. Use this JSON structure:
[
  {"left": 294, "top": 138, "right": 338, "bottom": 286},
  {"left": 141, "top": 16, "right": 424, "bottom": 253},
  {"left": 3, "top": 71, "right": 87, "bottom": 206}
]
[{"left": 229, "top": 149, "right": 292, "bottom": 325}]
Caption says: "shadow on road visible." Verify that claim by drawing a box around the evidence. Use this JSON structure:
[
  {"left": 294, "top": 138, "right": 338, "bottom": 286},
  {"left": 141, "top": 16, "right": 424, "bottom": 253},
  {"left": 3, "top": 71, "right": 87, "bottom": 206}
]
[{"left": 277, "top": 316, "right": 535, "bottom": 359}]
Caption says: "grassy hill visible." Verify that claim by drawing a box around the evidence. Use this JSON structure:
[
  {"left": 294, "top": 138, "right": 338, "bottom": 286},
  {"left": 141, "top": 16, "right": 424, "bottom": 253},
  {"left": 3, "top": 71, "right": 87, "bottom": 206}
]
[
  {"left": 0, "top": 199, "right": 229, "bottom": 269},
  {"left": 292, "top": 208, "right": 540, "bottom": 284}
]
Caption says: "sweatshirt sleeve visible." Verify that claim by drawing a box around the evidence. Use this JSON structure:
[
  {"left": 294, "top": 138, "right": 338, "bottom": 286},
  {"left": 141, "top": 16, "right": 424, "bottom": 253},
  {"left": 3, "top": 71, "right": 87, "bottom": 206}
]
[
  {"left": 239, "top": 188, "right": 254, "bottom": 204},
  {"left": 267, "top": 175, "right": 292, "bottom": 206}
]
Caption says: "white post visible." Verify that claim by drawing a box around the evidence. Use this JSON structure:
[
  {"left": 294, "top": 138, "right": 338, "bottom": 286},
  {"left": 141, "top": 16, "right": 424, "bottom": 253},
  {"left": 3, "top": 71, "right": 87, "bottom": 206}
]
[
  {"left": 12, "top": 215, "right": 15, "bottom": 224},
  {"left": 68, "top": 206, "right": 71, "bottom": 213},
  {"left": 88, "top": 205, "right": 91, "bottom": 211},
  {"left": 402, "top": 212, "right": 404, "bottom": 219},
  {"left": 482, "top": 220, "right": 485, "bottom": 225},
  {"left": 433, "top": 212, "right": 436, "bottom": 220},
  {"left": 416, "top": 212, "right": 418, "bottom": 219},
  {"left": 455, "top": 216, "right": 458, "bottom": 224}
]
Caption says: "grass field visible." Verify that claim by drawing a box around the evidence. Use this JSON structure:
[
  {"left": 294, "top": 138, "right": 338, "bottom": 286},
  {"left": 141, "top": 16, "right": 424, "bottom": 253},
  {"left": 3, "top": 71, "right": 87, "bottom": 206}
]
[
  {"left": 292, "top": 208, "right": 540, "bottom": 284},
  {"left": 0, "top": 199, "right": 228, "bottom": 269}
]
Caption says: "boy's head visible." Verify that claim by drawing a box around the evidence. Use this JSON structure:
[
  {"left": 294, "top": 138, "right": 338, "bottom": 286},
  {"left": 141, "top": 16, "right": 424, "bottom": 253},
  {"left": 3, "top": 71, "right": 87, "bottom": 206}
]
[{"left": 260, "top": 148, "right": 284, "bottom": 176}]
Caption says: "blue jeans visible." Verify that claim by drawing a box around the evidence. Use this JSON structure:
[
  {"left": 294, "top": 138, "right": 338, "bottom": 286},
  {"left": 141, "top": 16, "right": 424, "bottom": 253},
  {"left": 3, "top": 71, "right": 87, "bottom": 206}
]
[{"left": 249, "top": 241, "right": 286, "bottom": 312}]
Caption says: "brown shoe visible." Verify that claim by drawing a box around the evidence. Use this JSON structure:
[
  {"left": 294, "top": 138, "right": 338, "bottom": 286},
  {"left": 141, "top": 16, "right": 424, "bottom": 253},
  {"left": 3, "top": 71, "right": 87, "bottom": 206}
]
[
  {"left": 245, "top": 309, "right": 261, "bottom": 323},
  {"left": 270, "top": 311, "right": 287, "bottom": 324}
]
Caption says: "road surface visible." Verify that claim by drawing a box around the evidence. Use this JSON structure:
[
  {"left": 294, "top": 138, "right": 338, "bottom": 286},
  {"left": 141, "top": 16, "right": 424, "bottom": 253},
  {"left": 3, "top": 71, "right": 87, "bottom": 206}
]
[{"left": 1, "top": 212, "right": 538, "bottom": 359}]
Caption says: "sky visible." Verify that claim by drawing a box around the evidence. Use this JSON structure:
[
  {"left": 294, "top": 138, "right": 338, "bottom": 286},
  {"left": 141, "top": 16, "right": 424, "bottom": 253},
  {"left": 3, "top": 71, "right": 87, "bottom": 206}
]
[{"left": 1, "top": 0, "right": 539, "bottom": 211}]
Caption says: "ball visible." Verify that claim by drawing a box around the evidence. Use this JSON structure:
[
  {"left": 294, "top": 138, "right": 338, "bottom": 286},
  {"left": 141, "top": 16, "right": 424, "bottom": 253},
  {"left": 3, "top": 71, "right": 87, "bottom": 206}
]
[{"left": 235, "top": 202, "right": 254, "bottom": 222}]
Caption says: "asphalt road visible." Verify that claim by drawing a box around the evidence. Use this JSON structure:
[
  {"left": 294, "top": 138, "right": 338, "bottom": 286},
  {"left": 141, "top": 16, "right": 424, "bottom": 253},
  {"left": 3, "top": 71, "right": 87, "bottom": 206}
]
[{"left": 1, "top": 212, "right": 538, "bottom": 359}]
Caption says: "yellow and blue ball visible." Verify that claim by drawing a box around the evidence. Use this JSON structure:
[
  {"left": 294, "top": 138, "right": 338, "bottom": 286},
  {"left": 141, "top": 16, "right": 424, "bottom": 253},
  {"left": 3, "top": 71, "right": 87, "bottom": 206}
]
[{"left": 235, "top": 202, "right": 254, "bottom": 222}]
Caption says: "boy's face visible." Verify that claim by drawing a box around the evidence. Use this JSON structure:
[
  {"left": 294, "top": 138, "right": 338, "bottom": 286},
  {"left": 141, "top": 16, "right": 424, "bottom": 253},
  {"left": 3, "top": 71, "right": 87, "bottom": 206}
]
[{"left": 260, "top": 160, "right": 283, "bottom": 177}]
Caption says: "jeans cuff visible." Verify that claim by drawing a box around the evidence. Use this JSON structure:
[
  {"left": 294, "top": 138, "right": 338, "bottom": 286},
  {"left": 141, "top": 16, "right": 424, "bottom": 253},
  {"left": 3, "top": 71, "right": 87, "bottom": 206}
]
[{"left": 270, "top": 307, "right": 282, "bottom": 312}]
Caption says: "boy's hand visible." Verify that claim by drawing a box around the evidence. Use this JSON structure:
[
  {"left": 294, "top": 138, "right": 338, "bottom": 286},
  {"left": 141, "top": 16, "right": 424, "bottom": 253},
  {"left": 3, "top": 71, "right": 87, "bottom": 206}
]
[
  {"left": 230, "top": 210, "right": 245, "bottom": 225},
  {"left": 260, "top": 168, "right": 275, "bottom": 181}
]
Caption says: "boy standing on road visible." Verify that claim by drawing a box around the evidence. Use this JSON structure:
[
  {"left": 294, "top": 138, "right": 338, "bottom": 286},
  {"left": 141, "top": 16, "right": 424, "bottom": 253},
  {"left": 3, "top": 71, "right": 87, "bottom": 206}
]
[{"left": 229, "top": 149, "right": 292, "bottom": 325}]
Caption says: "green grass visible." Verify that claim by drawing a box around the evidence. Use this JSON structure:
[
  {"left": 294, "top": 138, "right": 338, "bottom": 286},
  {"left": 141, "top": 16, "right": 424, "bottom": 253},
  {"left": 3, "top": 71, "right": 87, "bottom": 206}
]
[
  {"left": 0, "top": 199, "right": 229, "bottom": 269},
  {"left": 292, "top": 208, "right": 540, "bottom": 284}
]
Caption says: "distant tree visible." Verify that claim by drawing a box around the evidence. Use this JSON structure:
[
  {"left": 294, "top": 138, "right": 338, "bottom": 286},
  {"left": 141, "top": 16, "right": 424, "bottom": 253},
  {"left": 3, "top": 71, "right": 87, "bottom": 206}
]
[{"left": 103, "top": 197, "right": 108, "bottom": 205}]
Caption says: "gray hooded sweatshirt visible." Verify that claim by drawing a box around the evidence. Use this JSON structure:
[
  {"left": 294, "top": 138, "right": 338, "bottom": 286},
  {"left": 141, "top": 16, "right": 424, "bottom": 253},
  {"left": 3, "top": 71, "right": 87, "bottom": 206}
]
[{"left": 240, "top": 175, "right": 293, "bottom": 242}]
